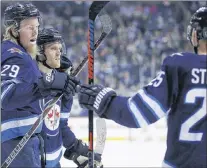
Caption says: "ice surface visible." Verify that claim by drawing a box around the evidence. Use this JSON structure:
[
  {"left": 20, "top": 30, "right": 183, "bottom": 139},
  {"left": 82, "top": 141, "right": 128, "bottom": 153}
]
[{"left": 60, "top": 140, "right": 166, "bottom": 167}]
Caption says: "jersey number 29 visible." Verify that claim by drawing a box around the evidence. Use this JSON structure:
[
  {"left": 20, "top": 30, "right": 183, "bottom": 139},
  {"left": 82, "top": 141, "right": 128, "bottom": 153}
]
[
  {"left": 179, "top": 88, "right": 206, "bottom": 142},
  {"left": 1, "top": 65, "right": 20, "bottom": 78}
]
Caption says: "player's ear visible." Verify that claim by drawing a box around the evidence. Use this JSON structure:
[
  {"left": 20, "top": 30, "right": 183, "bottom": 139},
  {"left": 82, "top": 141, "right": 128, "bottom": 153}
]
[{"left": 191, "top": 28, "right": 198, "bottom": 47}]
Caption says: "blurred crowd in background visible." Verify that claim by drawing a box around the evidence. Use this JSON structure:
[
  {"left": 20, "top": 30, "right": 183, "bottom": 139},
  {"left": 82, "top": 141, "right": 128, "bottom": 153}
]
[{"left": 1, "top": 1, "right": 206, "bottom": 116}]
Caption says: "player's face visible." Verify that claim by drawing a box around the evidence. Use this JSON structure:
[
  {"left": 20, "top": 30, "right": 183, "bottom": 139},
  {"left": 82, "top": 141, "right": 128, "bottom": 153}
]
[
  {"left": 44, "top": 42, "right": 62, "bottom": 68},
  {"left": 18, "top": 17, "right": 39, "bottom": 52}
]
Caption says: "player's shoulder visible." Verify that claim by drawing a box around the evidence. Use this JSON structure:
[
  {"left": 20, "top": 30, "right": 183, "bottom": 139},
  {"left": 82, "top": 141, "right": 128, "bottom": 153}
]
[
  {"left": 2, "top": 40, "right": 32, "bottom": 65},
  {"left": 162, "top": 52, "right": 198, "bottom": 68},
  {"left": 2, "top": 40, "right": 25, "bottom": 56}
]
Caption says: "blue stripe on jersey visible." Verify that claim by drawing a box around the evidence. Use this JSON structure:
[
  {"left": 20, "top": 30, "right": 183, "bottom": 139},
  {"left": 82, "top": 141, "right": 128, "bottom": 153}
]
[
  {"left": 1, "top": 123, "right": 42, "bottom": 142},
  {"left": 127, "top": 97, "right": 149, "bottom": 127},
  {"left": 1, "top": 115, "right": 42, "bottom": 142},
  {"left": 132, "top": 94, "right": 158, "bottom": 124},
  {"left": 46, "top": 154, "right": 62, "bottom": 168},
  {"left": 1, "top": 83, "right": 14, "bottom": 102},
  {"left": 45, "top": 145, "right": 63, "bottom": 168},
  {"left": 126, "top": 99, "right": 141, "bottom": 128},
  {"left": 1, "top": 79, "right": 20, "bottom": 87},
  {"left": 1, "top": 79, "right": 21, "bottom": 107},
  {"left": 138, "top": 89, "right": 167, "bottom": 118}
]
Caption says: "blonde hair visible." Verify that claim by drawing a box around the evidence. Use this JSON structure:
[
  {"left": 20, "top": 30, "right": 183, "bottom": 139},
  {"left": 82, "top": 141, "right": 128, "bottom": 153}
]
[
  {"left": 3, "top": 24, "right": 38, "bottom": 60},
  {"left": 3, "top": 25, "right": 18, "bottom": 44}
]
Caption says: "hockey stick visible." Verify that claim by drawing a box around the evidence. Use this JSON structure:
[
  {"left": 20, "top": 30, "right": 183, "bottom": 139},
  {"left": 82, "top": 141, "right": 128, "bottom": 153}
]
[
  {"left": 73, "top": 9, "right": 112, "bottom": 77},
  {"left": 93, "top": 118, "right": 107, "bottom": 168},
  {"left": 95, "top": 118, "right": 107, "bottom": 155},
  {"left": 1, "top": 8, "right": 111, "bottom": 168},
  {"left": 88, "top": 1, "right": 110, "bottom": 168}
]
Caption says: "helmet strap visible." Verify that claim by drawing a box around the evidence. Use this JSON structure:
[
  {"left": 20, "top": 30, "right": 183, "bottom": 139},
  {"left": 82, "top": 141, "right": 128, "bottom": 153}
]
[
  {"left": 194, "top": 47, "right": 198, "bottom": 54},
  {"left": 36, "top": 54, "right": 53, "bottom": 69},
  {"left": 43, "top": 60, "right": 53, "bottom": 69}
]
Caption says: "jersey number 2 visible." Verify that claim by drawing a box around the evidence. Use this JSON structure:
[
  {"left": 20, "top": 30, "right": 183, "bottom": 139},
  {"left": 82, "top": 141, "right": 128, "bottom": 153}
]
[{"left": 179, "top": 88, "right": 206, "bottom": 141}]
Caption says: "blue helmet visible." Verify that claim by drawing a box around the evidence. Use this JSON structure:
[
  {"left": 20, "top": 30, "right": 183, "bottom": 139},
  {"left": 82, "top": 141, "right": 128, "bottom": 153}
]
[
  {"left": 37, "top": 28, "right": 66, "bottom": 62},
  {"left": 4, "top": 3, "right": 41, "bottom": 28},
  {"left": 37, "top": 28, "right": 63, "bottom": 46},
  {"left": 187, "top": 7, "right": 207, "bottom": 41}
]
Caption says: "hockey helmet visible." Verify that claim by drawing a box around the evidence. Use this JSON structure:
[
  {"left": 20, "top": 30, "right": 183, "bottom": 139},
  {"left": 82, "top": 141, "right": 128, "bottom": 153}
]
[
  {"left": 4, "top": 3, "right": 41, "bottom": 28},
  {"left": 37, "top": 28, "right": 66, "bottom": 62},
  {"left": 187, "top": 7, "right": 207, "bottom": 41}
]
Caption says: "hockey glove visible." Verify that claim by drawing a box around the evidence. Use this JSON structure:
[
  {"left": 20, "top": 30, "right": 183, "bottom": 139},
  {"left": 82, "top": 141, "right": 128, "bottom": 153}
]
[
  {"left": 37, "top": 71, "right": 80, "bottom": 99},
  {"left": 78, "top": 84, "right": 116, "bottom": 117},
  {"left": 64, "top": 139, "right": 103, "bottom": 168}
]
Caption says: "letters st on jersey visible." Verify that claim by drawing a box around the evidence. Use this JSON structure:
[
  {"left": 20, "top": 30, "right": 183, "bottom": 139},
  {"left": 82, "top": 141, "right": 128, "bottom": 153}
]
[{"left": 145, "top": 53, "right": 206, "bottom": 142}]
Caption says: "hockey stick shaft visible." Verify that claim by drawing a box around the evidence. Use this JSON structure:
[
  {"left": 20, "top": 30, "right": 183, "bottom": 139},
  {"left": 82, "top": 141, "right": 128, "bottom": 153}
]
[
  {"left": 73, "top": 8, "right": 112, "bottom": 77},
  {"left": 1, "top": 16, "right": 110, "bottom": 168},
  {"left": 71, "top": 32, "right": 108, "bottom": 77},
  {"left": 1, "top": 102, "right": 56, "bottom": 168},
  {"left": 88, "top": 2, "right": 109, "bottom": 168},
  {"left": 88, "top": 17, "right": 95, "bottom": 167}
]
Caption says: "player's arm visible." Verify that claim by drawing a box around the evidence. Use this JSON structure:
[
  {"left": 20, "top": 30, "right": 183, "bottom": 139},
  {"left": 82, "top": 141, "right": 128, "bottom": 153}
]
[
  {"left": 59, "top": 96, "right": 77, "bottom": 148},
  {"left": 60, "top": 96, "right": 103, "bottom": 168},
  {"left": 2, "top": 57, "right": 79, "bottom": 110},
  {"left": 78, "top": 56, "right": 179, "bottom": 128},
  {"left": 1, "top": 56, "right": 42, "bottom": 110}
]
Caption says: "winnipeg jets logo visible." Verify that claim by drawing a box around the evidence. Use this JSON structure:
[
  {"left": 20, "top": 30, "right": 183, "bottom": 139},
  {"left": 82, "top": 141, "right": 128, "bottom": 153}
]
[
  {"left": 44, "top": 104, "right": 60, "bottom": 130},
  {"left": 39, "top": 99, "right": 61, "bottom": 131}
]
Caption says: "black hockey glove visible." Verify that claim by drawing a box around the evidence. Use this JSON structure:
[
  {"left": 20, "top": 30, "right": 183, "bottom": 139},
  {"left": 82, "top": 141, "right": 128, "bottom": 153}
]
[
  {"left": 64, "top": 139, "right": 103, "bottom": 168},
  {"left": 56, "top": 56, "right": 73, "bottom": 74},
  {"left": 78, "top": 84, "right": 116, "bottom": 117},
  {"left": 37, "top": 71, "right": 80, "bottom": 99}
]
